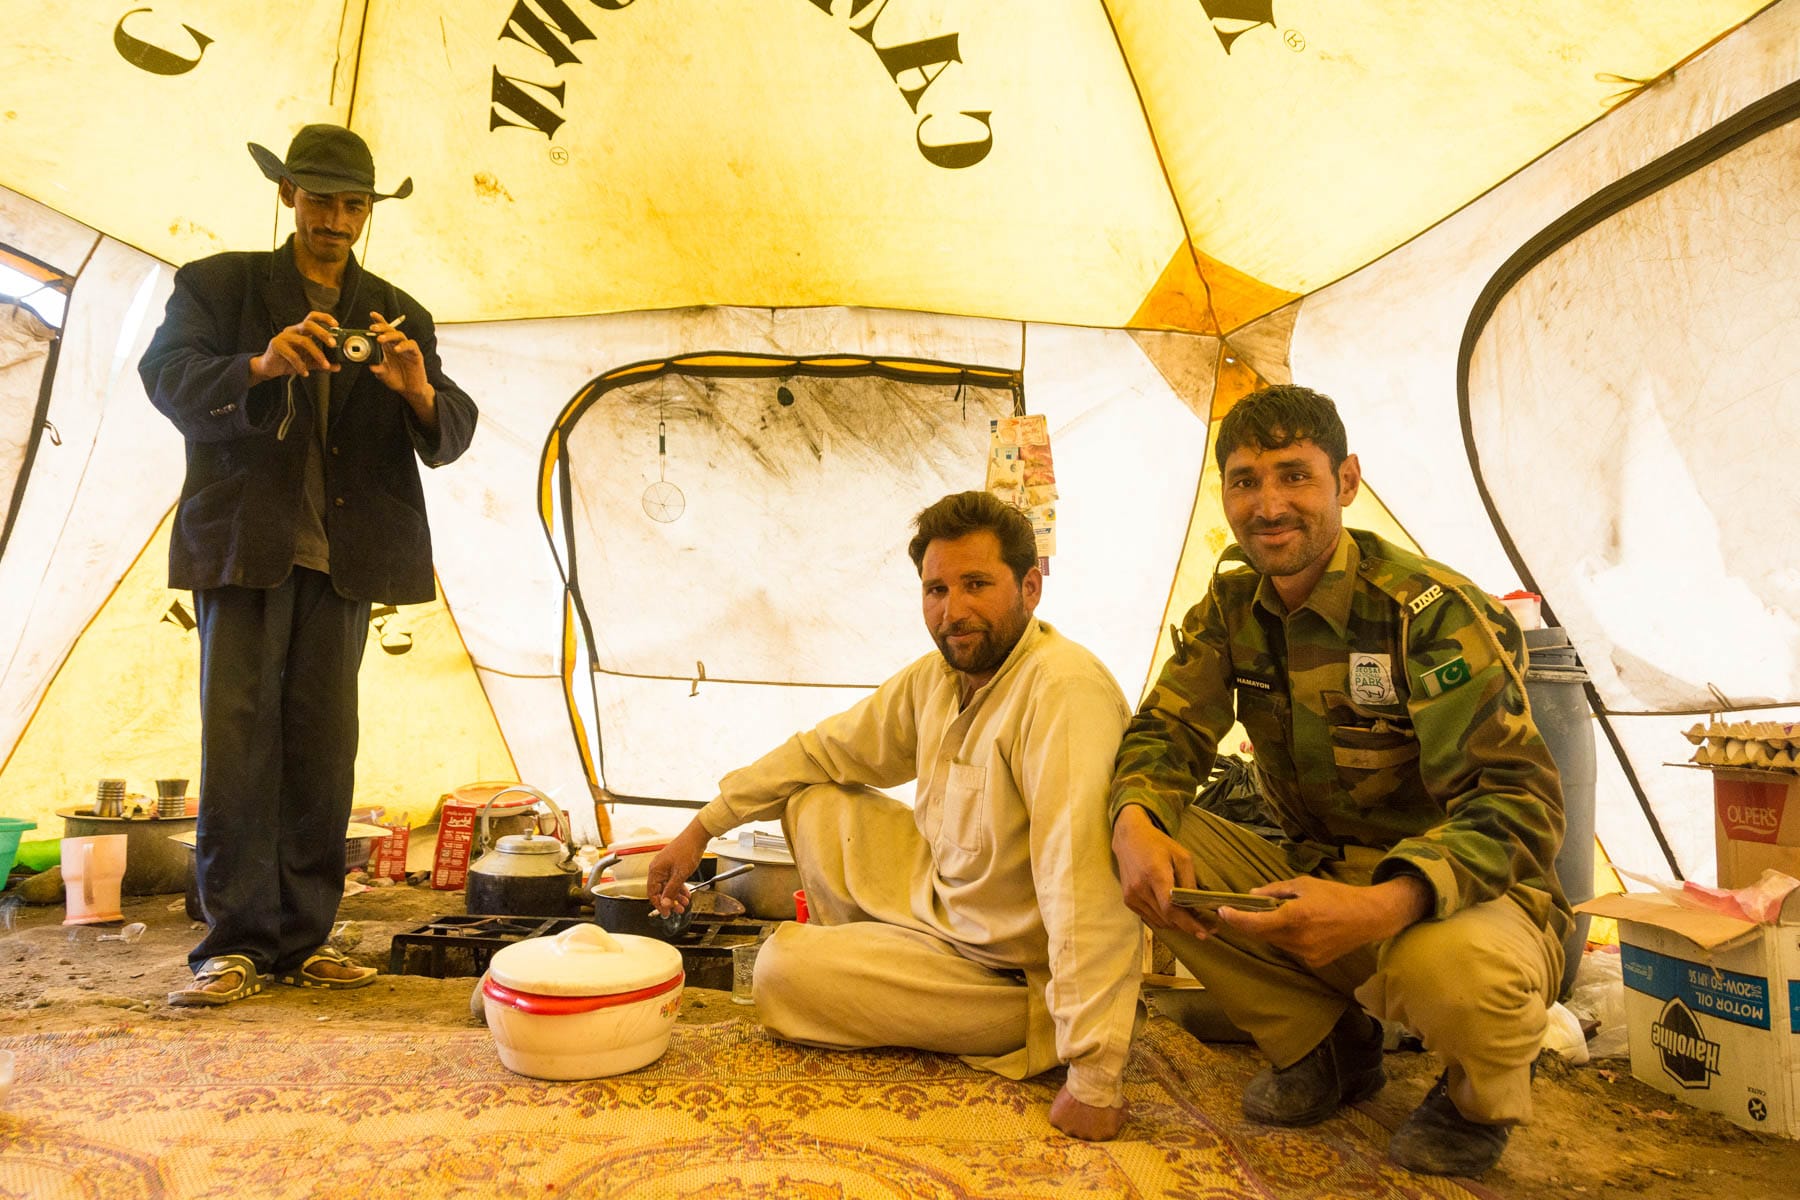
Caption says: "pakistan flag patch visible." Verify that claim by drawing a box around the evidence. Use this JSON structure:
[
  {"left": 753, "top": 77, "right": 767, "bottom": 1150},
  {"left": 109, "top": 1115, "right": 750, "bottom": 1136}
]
[{"left": 1419, "top": 656, "right": 1471, "bottom": 698}]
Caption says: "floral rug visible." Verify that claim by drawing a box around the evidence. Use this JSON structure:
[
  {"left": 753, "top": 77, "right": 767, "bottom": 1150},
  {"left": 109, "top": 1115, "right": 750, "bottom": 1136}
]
[{"left": 0, "top": 1015, "right": 1491, "bottom": 1199}]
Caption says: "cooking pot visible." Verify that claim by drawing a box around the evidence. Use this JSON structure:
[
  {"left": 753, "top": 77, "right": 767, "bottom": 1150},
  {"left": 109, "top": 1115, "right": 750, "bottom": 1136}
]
[
  {"left": 464, "top": 788, "right": 579, "bottom": 917},
  {"left": 706, "top": 835, "right": 802, "bottom": 919},
  {"left": 482, "top": 923, "right": 684, "bottom": 1080},
  {"left": 590, "top": 877, "right": 747, "bottom": 940}
]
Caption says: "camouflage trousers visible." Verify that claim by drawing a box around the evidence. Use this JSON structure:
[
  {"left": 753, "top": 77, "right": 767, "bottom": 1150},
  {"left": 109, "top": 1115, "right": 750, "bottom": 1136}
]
[{"left": 1163, "top": 808, "right": 1562, "bottom": 1124}]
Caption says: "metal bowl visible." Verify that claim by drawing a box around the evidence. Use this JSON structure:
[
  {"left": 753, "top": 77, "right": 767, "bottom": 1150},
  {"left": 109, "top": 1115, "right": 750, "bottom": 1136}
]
[{"left": 706, "top": 838, "right": 801, "bottom": 920}]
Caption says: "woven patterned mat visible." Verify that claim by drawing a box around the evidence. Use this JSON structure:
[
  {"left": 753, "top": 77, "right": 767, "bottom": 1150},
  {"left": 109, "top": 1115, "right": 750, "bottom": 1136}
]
[{"left": 0, "top": 1015, "right": 1493, "bottom": 1199}]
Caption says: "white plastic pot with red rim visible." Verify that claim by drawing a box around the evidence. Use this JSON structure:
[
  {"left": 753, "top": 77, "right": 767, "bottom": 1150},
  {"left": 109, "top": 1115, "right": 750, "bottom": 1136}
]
[
  {"left": 482, "top": 923, "right": 684, "bottom": 1080},
  {"left": 601, "top": 829, "right": 671, "bottom": 881}
]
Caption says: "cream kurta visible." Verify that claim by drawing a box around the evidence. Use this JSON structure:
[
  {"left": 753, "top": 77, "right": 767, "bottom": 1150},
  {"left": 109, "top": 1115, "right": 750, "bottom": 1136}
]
[{"left": 696, "top": 619, "right": 1142, "bottom": 1105}]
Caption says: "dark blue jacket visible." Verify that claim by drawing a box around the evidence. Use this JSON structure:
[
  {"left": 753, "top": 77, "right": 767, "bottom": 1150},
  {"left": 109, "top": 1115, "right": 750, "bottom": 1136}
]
[{"left": 138, "top": 238, "right": 476, "bottom": 604}]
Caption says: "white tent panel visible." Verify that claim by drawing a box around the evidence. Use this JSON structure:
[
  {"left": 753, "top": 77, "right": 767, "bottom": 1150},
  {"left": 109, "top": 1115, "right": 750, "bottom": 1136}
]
[
  {"left": 469, "top": 667, "right": 596, "bottom": 829},
  {"left": 1020, "top": 325, "right": 1209, "bottom": 684},
  {"left": 1469, "top": 116, "right": 1800, "bottom": 712},
  {"left": 1589, "top": 728, "right": 1675, "bottom": 890},
  {"left": 1293, "top": 0, "right": 1800, "bottom": 604},
  {"left": 0, "top": 304, "right": 55, "bottom": 526},
  {"left": 430, "top": 311, "right": 1207, "bottom": 815},
  {"left": 0, "top": 186, "right": 101, "bottom": 279},
  {"left": 564, "top": 369, "right": 1012, "bottom": 685},
  {"left": 0, "top": 242, "right": 176, "bottom": 757},
  {"left": 1601, "top": 710, "right": 1800, "bottom": 887},
  {"left": 429, "top": 305, "right": 1025, "bottom": 679}
]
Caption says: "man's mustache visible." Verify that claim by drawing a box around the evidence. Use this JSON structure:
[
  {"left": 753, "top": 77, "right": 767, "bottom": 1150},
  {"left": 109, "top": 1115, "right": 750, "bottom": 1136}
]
[
  {"left": 938, "top": 620, "right": 991, "bottom": 637},
  {"left": 1247, "top": 519, "right": 1301, "bottom": 534}
]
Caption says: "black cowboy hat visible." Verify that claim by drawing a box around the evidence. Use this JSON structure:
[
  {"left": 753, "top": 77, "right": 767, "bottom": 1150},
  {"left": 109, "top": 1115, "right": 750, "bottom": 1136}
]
[{"left": 247, "top": 124, "right": 413, "bottom": 200}]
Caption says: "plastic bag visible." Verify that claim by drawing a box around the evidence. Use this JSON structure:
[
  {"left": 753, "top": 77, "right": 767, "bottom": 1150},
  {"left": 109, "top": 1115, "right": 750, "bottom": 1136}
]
[
  {"left": 1564, "top": 946, "right": 1629, "bottom": 1060},
  {"left": 1540, "top": 1000, "right": 1589, "bottom": 1063},
  {"left": 1617, "top": 866, "right": 1799, "bottom": 923}
]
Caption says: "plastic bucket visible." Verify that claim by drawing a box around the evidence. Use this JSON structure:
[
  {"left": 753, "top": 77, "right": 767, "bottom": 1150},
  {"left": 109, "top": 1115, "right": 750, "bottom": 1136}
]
[{"left": 0, "top": 818, "right": 37, "bottom": 887}]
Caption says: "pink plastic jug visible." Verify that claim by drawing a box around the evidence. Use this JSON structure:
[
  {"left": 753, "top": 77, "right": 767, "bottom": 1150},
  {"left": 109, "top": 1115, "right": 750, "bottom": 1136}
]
[{"left": 62, "top": 834, "right": 127, "bottom": 925}]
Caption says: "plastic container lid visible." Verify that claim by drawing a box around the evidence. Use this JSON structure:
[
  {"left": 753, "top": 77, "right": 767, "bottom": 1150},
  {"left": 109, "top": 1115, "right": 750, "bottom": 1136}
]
[
  {"left": 446, "top": 781, "right": 539, "bottom": 811},
  {"left": 493, "top": 833, "right": 564, "bottom": 856},
  {"left": 608, "top": 828, "right": 670, "bottom": 857},
  {"left": 706, "top": 834, "right": 795, "bottom": 867},
  {"left": 488, "top": 923, "right": 682, "bottom": 997}
]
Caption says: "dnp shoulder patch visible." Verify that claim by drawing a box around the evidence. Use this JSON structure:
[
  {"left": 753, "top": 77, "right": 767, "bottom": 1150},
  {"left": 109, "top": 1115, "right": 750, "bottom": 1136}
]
[
  {"left": 1418, "top": 656, "right": 1471, "bottom": 698},
  {"left": 1406, "top": 584, "right": 1444, "bottom": 615}
]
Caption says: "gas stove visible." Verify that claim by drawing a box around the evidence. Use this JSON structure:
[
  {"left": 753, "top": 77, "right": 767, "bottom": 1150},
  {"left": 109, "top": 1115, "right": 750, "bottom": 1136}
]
[{"left": 387, "top": 913, "right": 774, "bottom": 990}]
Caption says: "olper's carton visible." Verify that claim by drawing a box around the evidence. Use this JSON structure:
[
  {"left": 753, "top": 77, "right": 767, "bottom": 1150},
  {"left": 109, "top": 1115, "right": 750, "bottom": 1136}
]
[
  {"left": 1710, "top": 767, "right": 1800, "bottom": 889},
  {"left": 1576, "top": 890, "right": 1800, "bottom": 1138}
]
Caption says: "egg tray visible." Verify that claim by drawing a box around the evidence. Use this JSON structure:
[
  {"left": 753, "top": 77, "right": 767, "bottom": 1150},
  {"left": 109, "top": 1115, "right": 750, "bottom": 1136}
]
[{"left": 387, "top": 913, "right": 776, "bottom": 989}]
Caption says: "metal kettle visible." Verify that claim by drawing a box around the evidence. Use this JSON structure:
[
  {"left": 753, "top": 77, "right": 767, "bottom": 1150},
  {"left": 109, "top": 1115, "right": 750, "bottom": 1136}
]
[{"left": 463, "top": 786, "right": 580, "bottom": 917}]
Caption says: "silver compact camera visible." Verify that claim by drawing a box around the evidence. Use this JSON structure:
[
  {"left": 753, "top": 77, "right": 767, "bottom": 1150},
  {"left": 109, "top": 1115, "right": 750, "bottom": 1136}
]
[{"left": 329, "top": 327, "right": 383, "bottom": 365}]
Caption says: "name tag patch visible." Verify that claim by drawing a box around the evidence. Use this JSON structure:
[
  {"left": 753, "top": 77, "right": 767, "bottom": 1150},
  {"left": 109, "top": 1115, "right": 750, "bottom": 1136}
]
[
  {"left": 1233, "top": 674, "right": 1273, "bottom": 692},
  {"left": 1419, "top": 656, "right": 1472, "bottom": 698},
  {"left": 1348, "top": 652, "right": 1397, "bottom": 705}
]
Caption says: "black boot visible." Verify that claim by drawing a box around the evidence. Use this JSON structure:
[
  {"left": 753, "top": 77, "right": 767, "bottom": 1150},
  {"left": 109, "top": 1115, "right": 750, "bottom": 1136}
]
[
  {"left": 1388, "top": 1072, "right": 1511, "bottom": 1176},
  {"left": 1241, "top": 1008, "right": 1385, "bottom": 1126}
]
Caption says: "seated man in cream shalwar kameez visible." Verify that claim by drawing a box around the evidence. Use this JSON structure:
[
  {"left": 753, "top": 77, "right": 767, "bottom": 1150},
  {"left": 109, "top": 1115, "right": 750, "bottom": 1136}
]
[{"left": 645, "top": 491, "right": 1142, "bottom": 1141}]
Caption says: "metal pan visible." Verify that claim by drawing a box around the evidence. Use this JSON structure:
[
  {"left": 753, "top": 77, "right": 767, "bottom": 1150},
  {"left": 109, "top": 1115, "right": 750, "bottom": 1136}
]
[{"left": 589, "top": 879, "right": 745, "bottom": 940}]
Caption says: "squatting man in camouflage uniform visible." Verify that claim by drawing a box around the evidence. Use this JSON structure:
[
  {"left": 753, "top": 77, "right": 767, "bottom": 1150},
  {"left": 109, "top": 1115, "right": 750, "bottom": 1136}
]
[{"left": 1109, "top": 385, "right": 1569, "bottom": 1176}]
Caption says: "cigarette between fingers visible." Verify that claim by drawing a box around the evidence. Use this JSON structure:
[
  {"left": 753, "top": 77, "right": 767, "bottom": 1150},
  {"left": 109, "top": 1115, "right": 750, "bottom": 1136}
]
[{"left": 389, "top": 314, "right": 406, "bottom": 330}]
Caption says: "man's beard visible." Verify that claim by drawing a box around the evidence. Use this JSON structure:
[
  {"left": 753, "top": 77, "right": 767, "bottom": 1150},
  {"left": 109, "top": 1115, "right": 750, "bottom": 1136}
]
[
  {"left": 933, "top": 608, "right": 1028, "bottom": 678},
  {"left": 1238, "top": 517, "right": 1333, "bottom": 578}
]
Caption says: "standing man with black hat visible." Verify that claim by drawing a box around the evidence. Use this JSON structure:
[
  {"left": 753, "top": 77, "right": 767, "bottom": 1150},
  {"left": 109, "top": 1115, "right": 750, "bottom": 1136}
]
[{"left": 141, "top": 125, "right": 477, "bottom": 1006}]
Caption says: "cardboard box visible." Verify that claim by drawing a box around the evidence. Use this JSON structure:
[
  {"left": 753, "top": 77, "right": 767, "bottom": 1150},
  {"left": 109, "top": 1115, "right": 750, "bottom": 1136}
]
[
  {"left": 367, "top": 823, "right": 410, "bottom": 881},
  {"left": 430, "top": 794, "right": 540, "bottom": 890},
  {"left": 1712, "top": 769, "right": 1800, "bottom": 889},
  {"left": 1576, "top": 890, "right": 1800, "bottom": 1138},
  {"left": 431, "top": 803, "right": 480, "bottom": 890}
]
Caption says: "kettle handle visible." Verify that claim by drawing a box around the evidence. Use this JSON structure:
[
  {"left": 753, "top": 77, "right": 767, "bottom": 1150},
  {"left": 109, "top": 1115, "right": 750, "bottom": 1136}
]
[{"left": 476, "top": 786, "right": 570, "bottom": 856}]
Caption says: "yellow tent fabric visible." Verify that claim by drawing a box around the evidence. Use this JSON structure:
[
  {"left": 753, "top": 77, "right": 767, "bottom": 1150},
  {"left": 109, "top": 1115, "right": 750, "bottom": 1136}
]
[
  {"left": 0, "top": 512, "right": 514, "bottom": 832},
  {"left": 0, "top": 1, "right": 1763, "bottom": 328}
]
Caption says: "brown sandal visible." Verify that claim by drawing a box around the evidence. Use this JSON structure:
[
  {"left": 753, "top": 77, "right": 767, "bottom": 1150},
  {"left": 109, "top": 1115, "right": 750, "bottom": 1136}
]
[
  {"left": 276, "top": 945, "right": 378, "bottom": 990},
  {"left": 168, "top": 954, "right": 263, "bottom": 1007}
]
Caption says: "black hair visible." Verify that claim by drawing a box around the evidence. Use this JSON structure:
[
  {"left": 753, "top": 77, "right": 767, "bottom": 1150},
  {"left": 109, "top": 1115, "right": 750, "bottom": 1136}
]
[
  {"left": 1214, "top": 384, "right": 1349, "bottom": 472},
  {"left": 907, "top": 491, "right": 1039, "bottom": 583}
]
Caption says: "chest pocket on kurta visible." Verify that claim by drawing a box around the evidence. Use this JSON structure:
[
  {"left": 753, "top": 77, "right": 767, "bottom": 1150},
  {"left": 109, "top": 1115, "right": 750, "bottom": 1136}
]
[
  {"left": 1329, "top": 722, "right": 1420, "bottom": 809},
  {"left": 932, "top": 761, "right": 990, "bottom": 881}
]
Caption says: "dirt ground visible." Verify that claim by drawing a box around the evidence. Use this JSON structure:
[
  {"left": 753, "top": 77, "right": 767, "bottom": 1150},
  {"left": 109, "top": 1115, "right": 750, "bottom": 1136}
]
[{"left": 3, "top": 880, "right": 1797, "bottom": 1198}]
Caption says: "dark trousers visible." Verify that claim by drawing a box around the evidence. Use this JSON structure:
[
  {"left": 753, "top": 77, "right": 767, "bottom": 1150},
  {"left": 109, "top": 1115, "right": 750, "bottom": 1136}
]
[{"left": 189, "top": 569, "right": 370, "bottom": 974}]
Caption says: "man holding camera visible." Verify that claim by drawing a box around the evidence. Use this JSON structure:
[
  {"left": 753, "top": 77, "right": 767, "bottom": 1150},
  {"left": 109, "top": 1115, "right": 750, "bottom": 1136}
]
[{"left": 140, "top": 124, "right": 476, "bottom": 1006}]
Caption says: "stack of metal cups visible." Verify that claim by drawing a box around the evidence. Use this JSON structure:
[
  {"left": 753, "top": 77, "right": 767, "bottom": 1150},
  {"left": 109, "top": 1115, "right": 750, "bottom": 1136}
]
[
  {"left": 94, "top": 778, "right": 126, "bottom": 818},
  {"left": 155, "top": 778, "right": 189, "bottom": 819}
]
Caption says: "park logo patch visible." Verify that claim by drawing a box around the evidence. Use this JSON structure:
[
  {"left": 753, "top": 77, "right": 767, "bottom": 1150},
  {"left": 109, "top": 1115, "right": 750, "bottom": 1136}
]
[{"left": 1348, "top": 652, "right": 1397, "bottom": 705}]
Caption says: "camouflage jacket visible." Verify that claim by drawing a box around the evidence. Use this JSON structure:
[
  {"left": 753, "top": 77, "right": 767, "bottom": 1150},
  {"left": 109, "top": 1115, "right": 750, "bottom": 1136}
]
[{"left": 1110, "top": 529, "right": 1570, "bottom": 937}]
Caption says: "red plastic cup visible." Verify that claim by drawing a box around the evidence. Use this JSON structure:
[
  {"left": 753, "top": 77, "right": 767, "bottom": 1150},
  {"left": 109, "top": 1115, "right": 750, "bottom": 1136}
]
[{"left": 793, "top": 889, "right": 809, "bottom": 924}]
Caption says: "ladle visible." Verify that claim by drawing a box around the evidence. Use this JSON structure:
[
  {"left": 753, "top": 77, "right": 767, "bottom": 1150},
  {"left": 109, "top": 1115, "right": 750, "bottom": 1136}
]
[{"left": 686, "top": 862, "right": 755, "bottom": 895}]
